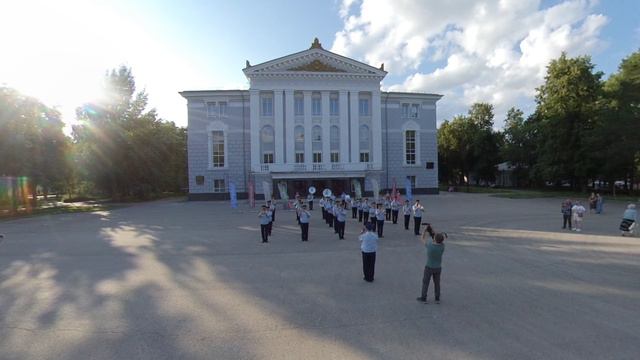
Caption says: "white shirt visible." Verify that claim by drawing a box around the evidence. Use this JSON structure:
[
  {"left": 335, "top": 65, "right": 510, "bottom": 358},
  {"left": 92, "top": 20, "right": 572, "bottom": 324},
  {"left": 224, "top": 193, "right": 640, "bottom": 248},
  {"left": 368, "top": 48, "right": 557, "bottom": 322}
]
[{"left": 413, "top": 204, "right": 424, "bottom": 217}]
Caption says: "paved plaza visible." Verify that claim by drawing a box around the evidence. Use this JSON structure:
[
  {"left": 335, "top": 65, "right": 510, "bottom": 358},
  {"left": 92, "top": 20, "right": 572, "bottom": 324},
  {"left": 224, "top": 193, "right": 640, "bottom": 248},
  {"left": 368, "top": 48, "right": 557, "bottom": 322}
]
[{"left": 0, "top": 193, "right": 639, "bottom": 359}]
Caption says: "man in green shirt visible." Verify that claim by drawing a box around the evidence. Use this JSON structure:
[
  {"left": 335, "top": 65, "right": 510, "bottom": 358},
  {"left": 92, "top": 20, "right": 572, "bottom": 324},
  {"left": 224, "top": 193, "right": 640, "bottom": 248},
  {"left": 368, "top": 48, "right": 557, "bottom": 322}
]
[{"left": 417, "top": 224, "right": 446, "bottom": 304}]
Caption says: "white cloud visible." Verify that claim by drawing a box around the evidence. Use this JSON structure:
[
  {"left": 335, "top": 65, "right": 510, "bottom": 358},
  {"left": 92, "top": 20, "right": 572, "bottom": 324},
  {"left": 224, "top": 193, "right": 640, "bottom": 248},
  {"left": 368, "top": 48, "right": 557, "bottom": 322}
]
[{"left": 332, "top": 0, "right": 609, "bottom": 127}]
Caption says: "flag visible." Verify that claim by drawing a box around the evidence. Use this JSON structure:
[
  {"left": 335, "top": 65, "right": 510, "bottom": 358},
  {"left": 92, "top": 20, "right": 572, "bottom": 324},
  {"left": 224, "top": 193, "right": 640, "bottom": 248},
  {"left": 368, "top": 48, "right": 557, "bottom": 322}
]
[
  {"left": 229, "top": 182, "right": 238, "bottom": 208},
  {"left": 392, "top": 177, "right": 398, "bottom": 201}
]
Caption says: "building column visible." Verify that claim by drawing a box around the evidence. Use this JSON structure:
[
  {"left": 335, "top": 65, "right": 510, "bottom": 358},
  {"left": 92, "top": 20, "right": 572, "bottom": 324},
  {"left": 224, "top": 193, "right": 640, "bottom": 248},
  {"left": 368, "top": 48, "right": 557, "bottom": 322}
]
[
  {"left": 274, "top": 89, "right": 284, "bottom": 164},
  {"left": 249, "top": 89, "right": 260, "bottom": 169},
  {"left": 303, "top": 91, "right": 312, "bottom": 165},
  {"left": 372, "top": 90, "right": 382, "bottom": 166},
  {"left": 285, "top": 89, "right": 295, "bottom": 164},
  {"left": 349, "top": 90, "right": 360, "bottom": 163},
  {"left": 339, "top": 90, "right": 349, "bottom": 163},
  {"left": 321, "top": 91, "right": 330, "bottom": 165}
]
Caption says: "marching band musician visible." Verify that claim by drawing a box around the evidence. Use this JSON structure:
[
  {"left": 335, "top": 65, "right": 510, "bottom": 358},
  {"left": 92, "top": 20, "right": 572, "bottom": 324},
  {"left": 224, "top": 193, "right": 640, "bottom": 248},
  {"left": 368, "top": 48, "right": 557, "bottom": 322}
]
[
  {"left": 298, "top": 204, "right": 311, "bottom": 241},
  {"left": 335, "top": 201, "right": 347, "bottom": 239},
  {"left": 362, "top": 198, "right": 370, "bottom": 224},
  {"left": 402, "top": 200, "right": 412, "bottom": 230},
  {"left": 384, "top": 196, "right": 392, "bottom": 221},
  {"left": 375, "top": 203, "right": 386, "bottom": 238},
  {"left": 412, "top": 199, "right": 424, "bottom": 236},
  {"left": 391, "top": 197, "right": 400, "bottom": 224}
]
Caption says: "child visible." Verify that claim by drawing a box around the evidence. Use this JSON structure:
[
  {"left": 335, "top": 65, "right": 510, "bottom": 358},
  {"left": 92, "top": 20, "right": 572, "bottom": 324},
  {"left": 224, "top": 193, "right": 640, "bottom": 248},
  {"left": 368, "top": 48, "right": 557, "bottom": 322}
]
[{"left": 571, "top": 201, "right": 586, "bottom": 232}]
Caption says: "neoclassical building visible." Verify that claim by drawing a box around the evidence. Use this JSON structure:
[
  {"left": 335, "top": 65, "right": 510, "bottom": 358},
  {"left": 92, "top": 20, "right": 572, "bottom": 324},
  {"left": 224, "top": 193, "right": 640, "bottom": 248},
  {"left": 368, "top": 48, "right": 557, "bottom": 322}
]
[{"left": 181, "top": 39, "right": 442, "bottom": 200}]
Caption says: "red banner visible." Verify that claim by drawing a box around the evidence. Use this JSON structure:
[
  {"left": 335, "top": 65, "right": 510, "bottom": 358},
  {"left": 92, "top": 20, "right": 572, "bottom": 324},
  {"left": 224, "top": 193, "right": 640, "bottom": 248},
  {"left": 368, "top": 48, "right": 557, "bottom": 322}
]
[
  {"left": 248, "top": 181, "right": 255, "bottom": 208},
  {"left": 392, "top": 177, "right": 398, "bottom": 201}
]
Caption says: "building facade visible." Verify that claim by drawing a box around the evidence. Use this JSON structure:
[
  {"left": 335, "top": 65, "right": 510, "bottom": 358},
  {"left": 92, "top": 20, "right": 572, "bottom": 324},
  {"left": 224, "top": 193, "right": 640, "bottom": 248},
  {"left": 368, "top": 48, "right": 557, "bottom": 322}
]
[{"left": 181, "top": 39, "right": 442, "bottom": 200}]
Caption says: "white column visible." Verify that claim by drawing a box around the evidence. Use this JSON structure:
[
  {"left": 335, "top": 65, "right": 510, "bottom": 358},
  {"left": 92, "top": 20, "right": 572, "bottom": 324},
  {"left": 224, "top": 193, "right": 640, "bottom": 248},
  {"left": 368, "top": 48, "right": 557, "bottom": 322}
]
[
  {"left": 285, "top": 89, "right": 295, "bottom": 164},
  {"left": 349, "top": 90, "right": 360, "bottom": 163},
  {"left": 250, "top": 89, "right": 260, "bottom": 170},
  {"left": 274, "top": 89, "right": 284, "bottom": 164},
  {"left": 321, "top": 91, "right": 330, "bottom": 165},
  {"left": 303, "top": 91, "right": 312, "bottom": 165},
  {"left": 339, "top": 90, "right": 349, "bottom": 163},
  {"left": 372, "top": 90, "right": 382, "bottom": 166}
]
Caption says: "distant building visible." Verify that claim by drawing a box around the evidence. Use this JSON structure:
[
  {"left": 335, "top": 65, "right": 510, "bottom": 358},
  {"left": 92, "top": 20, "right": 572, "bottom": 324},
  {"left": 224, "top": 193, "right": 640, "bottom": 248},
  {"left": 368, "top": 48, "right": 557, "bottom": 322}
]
[{"left": 180, "top": 39, "right": 442, "bottom": 200}]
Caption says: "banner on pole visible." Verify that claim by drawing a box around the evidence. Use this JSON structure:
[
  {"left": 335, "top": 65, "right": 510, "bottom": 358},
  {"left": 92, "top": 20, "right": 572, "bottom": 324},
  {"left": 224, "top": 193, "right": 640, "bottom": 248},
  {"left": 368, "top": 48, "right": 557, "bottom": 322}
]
[
  {"left": 392, "top": 177, "right": 398, "bottom": 201},
  {"left": 371, "top": 178, "right": 380, "bottom": 202},
  {"left": 248, "top": 181, "right": 255, "bottom": 208},
  {"left": 405, "top": 177, "right": 413, "bottom": 202},
  {"left": 262, "top": 181, "right": 272, "bottom": 203},
  {"left": 229, "top": 182, "right": 238, "bottom": 208}
]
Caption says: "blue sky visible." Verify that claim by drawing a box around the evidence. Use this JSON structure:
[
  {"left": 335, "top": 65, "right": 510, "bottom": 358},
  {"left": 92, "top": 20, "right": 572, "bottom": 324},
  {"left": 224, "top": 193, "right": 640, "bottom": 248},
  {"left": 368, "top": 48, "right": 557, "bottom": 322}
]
[{"left": 1, "top": 0, "right": 638, "bottom": 130}]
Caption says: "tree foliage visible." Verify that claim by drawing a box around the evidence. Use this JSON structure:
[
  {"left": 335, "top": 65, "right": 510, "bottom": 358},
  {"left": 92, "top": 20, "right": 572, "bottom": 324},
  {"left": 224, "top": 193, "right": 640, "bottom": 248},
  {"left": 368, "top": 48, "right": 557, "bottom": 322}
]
[
  {"left": 73, "top": 66, "right": 186, "bottom": 200},
  {"left": 0, "top": 87, "right": 70, "bottom": 206}
]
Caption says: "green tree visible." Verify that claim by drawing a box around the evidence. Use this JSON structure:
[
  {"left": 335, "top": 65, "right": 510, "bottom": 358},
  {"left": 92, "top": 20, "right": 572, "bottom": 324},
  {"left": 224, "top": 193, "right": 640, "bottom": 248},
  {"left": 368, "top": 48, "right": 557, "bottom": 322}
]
[
  {"left": 0, "top": 87, "right": 70, "bottom": 209},
  {"left": 73, "top": 66, "right": 187, "bottom": 200},
  {"left": 501, "top": 107, "right": 541, "bottom": 186},
  {"left": 534, "top": 53, "right": 603, "bottom": 189}
]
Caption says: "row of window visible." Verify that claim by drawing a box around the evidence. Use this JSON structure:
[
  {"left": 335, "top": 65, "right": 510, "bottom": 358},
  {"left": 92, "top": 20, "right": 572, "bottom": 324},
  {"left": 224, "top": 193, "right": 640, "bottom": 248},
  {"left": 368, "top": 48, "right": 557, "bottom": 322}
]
[
  {"left": 196, "top": 176, "right": 418, "bottom": 193},
  {"left": 261, "top": 150, "right": 367, "bottom": 164},
  {"left": 207, "top": 102, "right": 228, "bottom": 117},
  {"left": 262, "top": 96, "right": 370, "bottom": 117},
  {"left": 210, "top": 128, "right": 416, "bottom": 168}
]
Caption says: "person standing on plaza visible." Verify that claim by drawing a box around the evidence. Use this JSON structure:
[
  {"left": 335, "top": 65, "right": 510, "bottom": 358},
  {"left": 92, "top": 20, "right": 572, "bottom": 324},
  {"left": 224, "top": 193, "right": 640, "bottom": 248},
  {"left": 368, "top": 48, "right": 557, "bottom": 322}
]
[
  {"left": 412, "top": 200, "right": 424, "bottom": 235},
  {"left": 362, "top": 198, "right": 370, "bottom": 224},
  {"left": 572, "top": 200, "right": 586, "bottom": 232},
  {"left": 384, "top": 196, "right": 392, "bottom": 221},
  {"left": 368, "top": 201, "right": 377, "bottom": 230},
  {"left": 258, "top": 205, "right": 271, "bottom": 243},
  {"left": 298, "top": 204, "right": 311, "bottom": 241},
  {"left": 589, "top": 192, "right": 597, "bottom": 214},
  {"left": 352, "top": 198, "right": 359, "bottom": 219},
  {"left": 561, "top": 199, "right": 573, "bottom": 230},
  {"left": 360, "top": 222, "right": 378, "bottom": 282},
  {"left": 417, "top": 224, "right": 445, "bottom": 304},
  {"left": 596, "top": 193, "right": 604, "bottom": 214},
  {"left": 307, "top": 192, "right": 314, "bottom": 211},
  {"left": 320, "top": 196, "right": 326, "bottom": 220},
  {"left": 403, "top": 200, "right": 412, "bottom": 230},
  {"left": 391, "top": 197, "right": 400, "bottom": 224},
  {"left": 326, "top": 199, "right": 334, "bottom": 227},
  {"left": 333, "top": 201, "right": 340, "bottom": 234},
  {"left": 270, "top": 197, "right": 277, "bottom": 222},
  {"left": 336, "top": 201, "right": 347, "bottom": 239},
  {"left": 375, "top": 203, "right": 385, "bottom": 238}
]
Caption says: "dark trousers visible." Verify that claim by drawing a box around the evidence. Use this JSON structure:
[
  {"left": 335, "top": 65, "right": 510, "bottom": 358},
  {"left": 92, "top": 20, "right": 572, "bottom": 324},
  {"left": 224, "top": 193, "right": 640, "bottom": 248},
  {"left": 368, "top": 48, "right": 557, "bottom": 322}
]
[
  {"left": 309, "top": 201, "right": 313, "bottom": 210},
  {"left": 260, "top": 224, "right": 269, "bottom": 242},
  {"left": 322, "top": 208, "right": 326, "bottom": 220},
  {"left": 377, "top": 220, "right": 384, "bottom": 237},
  {"left": 421, "top": 266, "right": 441, "bottom": 300},
  {"left": 358, "top": 209, "right": 363, "bottom": 222},
  {"left": 404, "top": 214, "right": 411, "bottom": 229},
  {"left": 337, "top": 220, "right": 345, "bottom": 239},
  {"left": 352, "top": 207, "right": 358, "bottom": 218},
  {"left": 363, "top": 212, "right": 369, "bottom": 224},
  {"left": 334, "top": 216, "right": 339, "bottom": 233},
  {"left": 268, "top": 221, "right": 273, "bottom": 235},
  {"left": 563, "top": 214, "right": 572, "bottom": 229},
  {"left": 272, "top": 209, "right": 276, "bottom": 222},
  {"left": 392, "top": 210, "right": 399, "bottom": 224},
  {"left": 385, "top": 209, "right": 391, "bottom": 220},
  {"left": 414, "top": 217, "right": 422, "bottom": 235},
  {"left": 371, "top": 217, "right": 377, "bottom": 231},
  {"left": 328, "top": 213, "right": 333, "bottom": 227},
  {"left": 300, "top": 222, "right": 309, "bottom": 241},
  {"left": 362, "top": 252, "right": 376, "bottom": 282}
]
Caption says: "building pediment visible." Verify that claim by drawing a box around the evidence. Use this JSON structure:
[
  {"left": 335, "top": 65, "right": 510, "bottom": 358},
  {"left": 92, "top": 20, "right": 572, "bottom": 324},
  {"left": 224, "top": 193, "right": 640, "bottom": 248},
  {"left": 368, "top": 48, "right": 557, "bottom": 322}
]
[{"left": 243, "top": 38, "right": 387, "bottom": 80}]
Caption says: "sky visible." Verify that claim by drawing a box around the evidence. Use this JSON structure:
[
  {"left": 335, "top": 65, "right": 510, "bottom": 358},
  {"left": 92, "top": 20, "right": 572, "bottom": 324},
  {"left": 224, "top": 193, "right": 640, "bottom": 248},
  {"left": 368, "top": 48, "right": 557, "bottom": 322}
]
[{"left": 1, "top": 0, "right": 639, "bottom": 131}]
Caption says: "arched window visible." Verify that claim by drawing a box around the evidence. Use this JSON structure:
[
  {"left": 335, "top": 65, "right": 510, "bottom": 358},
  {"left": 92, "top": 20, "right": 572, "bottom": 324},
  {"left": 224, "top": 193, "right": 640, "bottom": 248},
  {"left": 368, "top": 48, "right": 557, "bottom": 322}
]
[
  {"left": 294, "top": 125, "right": 305, "bottom": 163},
  {"left": 330, "top": 125, "right": 340, "bottom": 163},
  {"left": 359, "top": 124, "right": 370, "bottom": 163},
  {"left": 261, "top": 125, "right": 275, "bottom": 163}
]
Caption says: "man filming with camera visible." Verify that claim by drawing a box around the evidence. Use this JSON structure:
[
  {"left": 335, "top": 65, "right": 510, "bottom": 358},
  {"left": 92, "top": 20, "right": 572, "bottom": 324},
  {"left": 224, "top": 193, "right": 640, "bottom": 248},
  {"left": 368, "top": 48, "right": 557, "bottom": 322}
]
[{"left": 416, "top": 223, "right": 446, "bottom": 304}]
